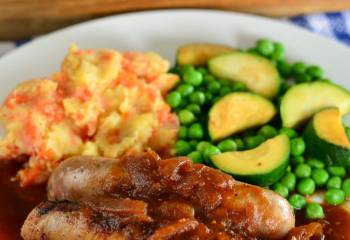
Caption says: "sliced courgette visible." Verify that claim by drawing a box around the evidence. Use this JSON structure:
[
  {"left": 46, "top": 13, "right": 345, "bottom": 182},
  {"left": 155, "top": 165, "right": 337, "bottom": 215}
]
[
  {"left": 303, "top": 108, "right": 350, "bottom": 167},
  {"left": 208, "top": 52, "right": 280, "bottom": 98},
  {"left": 211, "top": 134, "right": 290, "bottom": 186},
  {"left": 281, "top": 81, "right": 350, "bottom": 128},
  {"left": 208, "top": 92, "right": 276, "bottom": 141},
  {"left": 176, "top": 43, "right": 234, "bottom": 66}
]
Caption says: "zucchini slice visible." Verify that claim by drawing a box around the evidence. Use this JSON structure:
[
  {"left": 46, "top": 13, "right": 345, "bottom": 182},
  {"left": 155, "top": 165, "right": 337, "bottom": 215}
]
[
  {"left": 303, "top": 108, "right": 350, "bottom": 167},
  {"left": 208, "top": 92, "right": 276, "bottom": 141},
  {"left": 208, "top": 52, "right": 280, "bottom": 98},
  {"left": 211, "top": 134, "right": 290, "bottom": 186},
  {"left": 281, "top": 81, "right": 350, "bottom": 128},
  {"left": 176, "top": 43, "right": 234, "bottom": 66}
]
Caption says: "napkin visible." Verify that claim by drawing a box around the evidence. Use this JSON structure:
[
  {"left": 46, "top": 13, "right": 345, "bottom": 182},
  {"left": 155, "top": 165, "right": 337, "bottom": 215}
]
[{"left": 290, "top": 11, "right": 350, "bottom": 45}]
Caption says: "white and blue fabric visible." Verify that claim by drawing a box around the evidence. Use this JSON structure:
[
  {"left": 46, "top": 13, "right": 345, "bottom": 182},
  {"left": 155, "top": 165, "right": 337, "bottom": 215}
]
[
  {"left": 289, "top": 11, "right": 350, "bottom": 45},
  {"left": 0, "top": 11, "right": 349, "bottom": 57}
]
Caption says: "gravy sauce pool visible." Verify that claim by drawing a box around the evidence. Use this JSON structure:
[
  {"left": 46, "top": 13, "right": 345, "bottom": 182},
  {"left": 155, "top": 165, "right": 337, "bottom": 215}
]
[
  {"left": 0, "top": 162, "right": 45, "bottom": 240},
  {"left": 1, "top": 161, "right": 350, "bottom": 240}
]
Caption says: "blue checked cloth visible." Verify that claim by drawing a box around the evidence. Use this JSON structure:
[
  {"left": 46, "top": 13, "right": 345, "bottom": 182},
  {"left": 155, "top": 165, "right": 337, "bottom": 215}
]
[{"left": 0, "top": 11, "right": 349, "bottom": 56}]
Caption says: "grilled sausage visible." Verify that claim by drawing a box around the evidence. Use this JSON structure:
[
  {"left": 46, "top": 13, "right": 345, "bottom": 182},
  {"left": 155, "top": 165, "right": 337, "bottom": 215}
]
[{"left": 47, "top": 151, "right": 295, "bottom": 239}]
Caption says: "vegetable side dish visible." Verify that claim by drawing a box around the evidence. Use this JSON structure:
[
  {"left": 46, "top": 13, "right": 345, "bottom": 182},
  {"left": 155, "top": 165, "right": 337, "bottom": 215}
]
[
  {"left": 167, "top": 41, "right": 350, "bottom": 223},
  {"left": 0, "top": 45, "right": 179, "bottom": 186}
]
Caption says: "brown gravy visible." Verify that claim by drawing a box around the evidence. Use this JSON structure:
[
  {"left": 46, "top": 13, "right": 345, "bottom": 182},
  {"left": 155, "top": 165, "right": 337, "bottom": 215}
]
[
  {"left": 1, "top": 161, "right": 350, "bottom": 240},
  {"left": 0, "top": 162, "right": 45, "bottom": 240}
]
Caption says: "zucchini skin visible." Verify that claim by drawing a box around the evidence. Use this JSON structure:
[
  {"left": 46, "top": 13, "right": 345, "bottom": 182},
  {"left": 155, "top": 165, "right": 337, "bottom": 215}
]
[
  {"left": 212, "top": 135, "right": 290, "bottom": 187},
  {"left": 228, "top": 159, "right": 289, "bottom": 187},
  {"left": 303, "top": 120, "right": 350, "bottom": 167}
]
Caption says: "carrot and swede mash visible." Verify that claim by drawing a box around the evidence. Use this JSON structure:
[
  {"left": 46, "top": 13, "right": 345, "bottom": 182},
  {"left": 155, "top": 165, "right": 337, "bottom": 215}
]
[{"left": 0, "top": 45, "right": 179, "bottom": 186}]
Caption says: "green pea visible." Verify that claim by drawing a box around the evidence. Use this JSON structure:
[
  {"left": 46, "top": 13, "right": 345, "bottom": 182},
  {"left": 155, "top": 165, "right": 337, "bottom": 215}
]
[
  {"left": 189, "top": 140, "right": 198, "bottom": 148},
  {"left": 177, "top": 84, "right": 194, "bottom": 97},
  {"left": 178, "top": 110, "right": 196, "bottom": 125},
  {"left": 297, "top": 178, "right": 316, "bottom": 196},
  {"left": 234, "top": 138, "right": 245, "bottom": 150},
  {"left": 186, "top": 104, "right": 201, "bottom": 115},
  {"left": 256, "top": 39, "right": 275, "bottom": 56},
  {"left": 291, "top": 156, "right": 305, "bottom": 166},
  {"left": 292, "top": 61, "right": 307, "bottom": 75},
  {"left": 258, "top": 125, "right": 277, "bottom": 139},
  {"left": 272, "top": 183, "right": 289, "bottom": 198},
  {"left": 178, "top": 126, "right": 188, "bottom": 139},
  {"left": 286, "top": 165, "right": 292, "bottom": 172},
  {"left": 289, "top": 194, "right": 306, "bottom": 210},
  {"left": 295, "top": 73, "right": 312, "bottom": 83},
  {"left": 306, "top": 158, "right": 325, "bottom": 169},
  {"left": 327, "top": 166, "right": 346, "bottom": 177},
  {"left": 277, "top": 60, "right": 292, "bottom": 77},
  {"left": 295, "top": 163, "right": 312, "bottom": 178},
  {"left": 231, "top": 81, "right": 247, "bottom": 92},
  {"left": 342, "top": 178, "right": 350, "bottom": 197},
  {"left": 183, "top": 68, "right": 203, "bottom": 86},
  {"left": 219, "top": 86, "right": 231, "bottom": 96},
  {"left": 273, "top": 42, "right": 285, "bottom": 54},
  {"left": 218, "top": 139, "right": 237, "bottom": 152},
  {"left": 306, "top": 65, "right": 324, "bottom": 79},
  {"left": 244, "top": 135, "right": 265, "bottom": 149},
  {"left": 325, "top": 189, "right": 345, "bottom": 206},
  {"left": 197, "top": 67, "right": 208, "bottom": 75},
  {"left": 207, "top": 81, "right": 221, "bottom": 94},
  {"left": 190, "top": 91, "right": 206, "bottom": 105},
  {"left": 188, "top": 123, "right": 204, "bottom": 140},
  {"left": 187, "top": 151, "right": 203, "bottom": 164},
  {"left": 203, "top": 74, "right": 216, "bottom": 84},
  {"left": 271, "top": 50, "right": 284, "bottom": 61},
  {"left": 196, "top": 141, "right": 211, "bottom": 153},
  {"left": 306, "top": 203, "right": 324, "bottom": 219},
  {"left": 279, "top": 127, "right": 298, "bottom": 139},
  {"left": 203, "top": 145, "right": 221, "bottom": 164},
  {"left": 180, "top": 65, "right": 194, "bottom": 76},
  {"left": 290, "top": 138, "right": 306, "bottom": 156},
  {"left": 327, "top": 176, "right": 342, "bottom": 190},
  {"left": 312, "top": 168, "right": 329, "bottom": 186},
  {"left": 166, "top": 91, "right": 182, "bottom": 108},
  {"left": 205, "top": 92, "right": 213, "bottom": 104},
  {"left": 175, "top": 140, "right": 192, "bottom": 156},
  {"left": 178, "top": 97, "right": 188, "bottom": 108},
  {"left": 280, "top": 172, "right": 296, "bottom": 191}
]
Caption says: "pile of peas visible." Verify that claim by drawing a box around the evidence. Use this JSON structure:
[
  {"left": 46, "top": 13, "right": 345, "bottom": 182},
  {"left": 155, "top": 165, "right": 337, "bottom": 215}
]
[
  {"left": 167, "top": 64, "right": 249, "bottom": 164},
  {"left": 274, "top": 135, "right": 350, "bottom": 220},
  {"left": 167, "top": 38, "right": 348, "bottom": 220}
]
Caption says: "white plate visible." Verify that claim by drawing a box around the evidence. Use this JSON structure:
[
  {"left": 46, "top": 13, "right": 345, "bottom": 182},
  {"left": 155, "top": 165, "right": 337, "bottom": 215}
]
[{"left": 0, "top": 9, "right": 349, "bottom": 100}]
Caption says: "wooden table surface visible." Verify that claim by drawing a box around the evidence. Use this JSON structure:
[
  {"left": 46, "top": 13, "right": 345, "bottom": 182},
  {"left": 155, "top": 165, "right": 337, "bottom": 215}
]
[{"left": 1, "top": 0, "right": 350, "bottom": 40}]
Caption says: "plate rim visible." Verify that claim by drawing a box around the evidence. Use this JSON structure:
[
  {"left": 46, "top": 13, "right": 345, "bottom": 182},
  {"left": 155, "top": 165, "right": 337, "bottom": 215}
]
[{"left": 0, "top": 8, "right": 349, "bottom": 62}]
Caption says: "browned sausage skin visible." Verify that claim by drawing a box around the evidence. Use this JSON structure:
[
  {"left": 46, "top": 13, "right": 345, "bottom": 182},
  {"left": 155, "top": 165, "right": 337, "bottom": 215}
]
[{"left": 47, "top": 151, "right": 295, "bottom": 239}]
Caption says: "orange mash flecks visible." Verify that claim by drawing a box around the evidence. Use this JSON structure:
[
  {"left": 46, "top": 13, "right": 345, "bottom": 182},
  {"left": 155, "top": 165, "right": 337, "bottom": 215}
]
[{"left": 0, "top": 45, "right": 179, "bottom": 186}]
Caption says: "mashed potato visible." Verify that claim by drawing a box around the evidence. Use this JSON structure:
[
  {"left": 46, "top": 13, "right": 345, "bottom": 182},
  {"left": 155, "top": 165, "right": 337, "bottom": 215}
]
[{"left": 0, "top": 45, "right": 179, "bottom": 186}]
